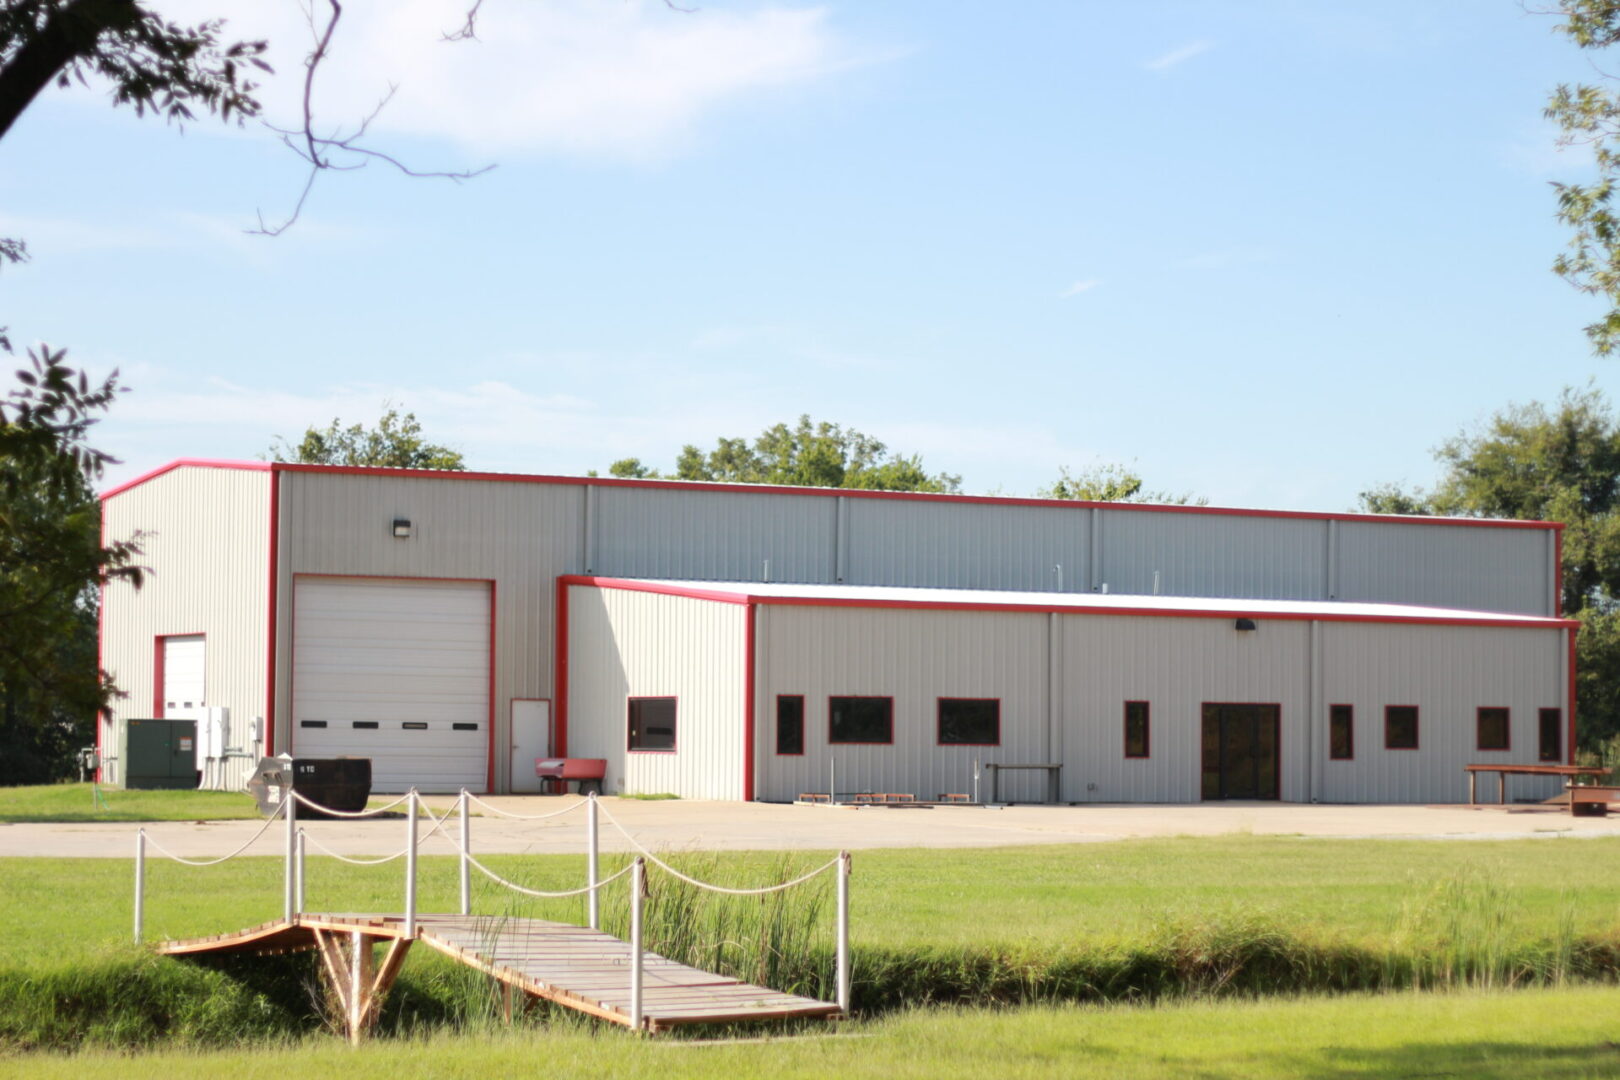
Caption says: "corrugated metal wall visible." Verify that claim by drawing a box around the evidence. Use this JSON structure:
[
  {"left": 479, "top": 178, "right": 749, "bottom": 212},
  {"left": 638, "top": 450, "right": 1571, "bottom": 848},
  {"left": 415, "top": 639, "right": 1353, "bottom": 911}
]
[
  {"left": 276, "top": 471, "right": 583, "bottom": 791},
  {"left": 1336, "top": 520, "right": 1553, "bottom": 615},
  {"left": 100, "top": 467, "right": 270, "bottom": 788},
  {"left": 1097, "top": 510, "right": 1326, "bottom": 600},
  {"left": 593, "top": 486, "right": 836, "bottom": 582},
  {"left": 1316, "top": 622, "right": 1566, "bottom": 804},
  {"left": 755, "top": 607, "right": 1051, "bottom": 803},
  {"left": 565, "top": 585, "right": 746, "bottom": 800},
  {"left": 843, "top": 500, "right": 1089, "bottom": 590}
]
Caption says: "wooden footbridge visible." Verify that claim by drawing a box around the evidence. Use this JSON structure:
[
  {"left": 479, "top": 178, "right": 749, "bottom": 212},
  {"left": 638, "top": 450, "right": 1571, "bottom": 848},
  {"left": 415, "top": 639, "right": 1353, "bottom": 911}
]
[{"left": 136, "top": 792, "right": 850, "bottom": 1041}]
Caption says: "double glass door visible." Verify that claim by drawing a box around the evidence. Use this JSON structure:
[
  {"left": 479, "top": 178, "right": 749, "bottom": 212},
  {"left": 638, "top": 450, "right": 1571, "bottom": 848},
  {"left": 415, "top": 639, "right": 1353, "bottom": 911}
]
[{"left": 1201, "top": 703, "right": 1280, "bottom": 800}]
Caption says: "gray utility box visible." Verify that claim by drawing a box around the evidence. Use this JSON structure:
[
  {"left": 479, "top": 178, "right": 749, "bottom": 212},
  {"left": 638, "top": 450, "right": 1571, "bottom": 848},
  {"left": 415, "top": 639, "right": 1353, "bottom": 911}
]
[{"left": 124, "top": 718, "right": 199, "bottom": 790}]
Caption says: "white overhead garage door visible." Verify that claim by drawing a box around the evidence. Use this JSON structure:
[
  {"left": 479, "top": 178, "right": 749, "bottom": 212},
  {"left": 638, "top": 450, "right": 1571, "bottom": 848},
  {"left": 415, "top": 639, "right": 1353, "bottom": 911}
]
[
  {"left": 292, "top": 577, "right": 490, "bottom": 793},
  {"left": 161, "top": 635, "right": 206, "bottom": 714}
]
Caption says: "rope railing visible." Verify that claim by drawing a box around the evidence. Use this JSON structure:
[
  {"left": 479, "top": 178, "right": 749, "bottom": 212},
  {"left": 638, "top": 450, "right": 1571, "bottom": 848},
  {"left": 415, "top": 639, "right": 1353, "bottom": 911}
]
[{"left": 133, "top": 784, "right": 853, "bottom": 1025}]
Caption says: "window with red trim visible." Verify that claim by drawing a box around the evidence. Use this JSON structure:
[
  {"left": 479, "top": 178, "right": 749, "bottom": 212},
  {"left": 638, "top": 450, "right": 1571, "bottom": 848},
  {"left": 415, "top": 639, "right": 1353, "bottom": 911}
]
[
  {"left": 1539, "top": 708, "right": 1563, "bottom": 763},
  {"left": 1329, "top": 704, "right": 1353, "bottom": 760},
  {"left": 938, "top": 699, "right": 999, "bottom": 746},
  {"left": 1476, "top": 707, "right": 1510, "bottom": 752},
  {"left": 628, "top": 697, "right": 676, "bottom": 751},
  {"left": 1124, "top": 701, "right": 1150, "bottom": 758},
  {"left": 776, "top": 695, "right": 805, "bottom": 755},
  {"left": 830, "top": 697, "right": 891, "bottom": 744},
  {"left": 1384, "top": 705, "right": 1419, "bottom": 750}
]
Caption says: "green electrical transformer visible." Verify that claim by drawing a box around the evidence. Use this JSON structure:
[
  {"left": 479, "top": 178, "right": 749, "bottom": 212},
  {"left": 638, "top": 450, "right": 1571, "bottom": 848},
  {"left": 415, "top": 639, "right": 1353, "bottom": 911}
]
[{"left": 123, "top": 718, "right": 199, "bottom": 790}]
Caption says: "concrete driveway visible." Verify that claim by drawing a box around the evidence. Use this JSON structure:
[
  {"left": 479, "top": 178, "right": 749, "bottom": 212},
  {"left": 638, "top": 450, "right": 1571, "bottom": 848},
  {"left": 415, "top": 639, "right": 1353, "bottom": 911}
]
[{"left": 3, "top": 798, "right": 1618, "bottom": 858}]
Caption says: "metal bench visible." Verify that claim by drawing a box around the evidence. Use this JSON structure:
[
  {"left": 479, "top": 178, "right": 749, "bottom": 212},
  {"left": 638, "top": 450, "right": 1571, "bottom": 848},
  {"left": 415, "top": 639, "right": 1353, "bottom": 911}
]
[
  {"left": 1566, "top": 782, "right": 1620, "bottom": 817},
  {"left": 535, "top": 758, "right": 607, "bottom": 795}
]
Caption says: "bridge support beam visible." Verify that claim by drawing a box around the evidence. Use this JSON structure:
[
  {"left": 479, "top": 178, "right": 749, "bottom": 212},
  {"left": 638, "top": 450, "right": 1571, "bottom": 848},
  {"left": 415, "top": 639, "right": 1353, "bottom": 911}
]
[{"left": 312, "top": 928, "right": 413, "bottom": 1044}]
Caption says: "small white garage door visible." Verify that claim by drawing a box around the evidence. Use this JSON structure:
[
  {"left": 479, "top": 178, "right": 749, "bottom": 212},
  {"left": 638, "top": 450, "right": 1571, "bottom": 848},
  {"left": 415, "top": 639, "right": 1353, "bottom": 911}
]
[
  {"left": 162, "top": 635, "right": 206, "bottom": 713},
  {"left": 292, "top": 577, "right": 490, "bottom": 793}
]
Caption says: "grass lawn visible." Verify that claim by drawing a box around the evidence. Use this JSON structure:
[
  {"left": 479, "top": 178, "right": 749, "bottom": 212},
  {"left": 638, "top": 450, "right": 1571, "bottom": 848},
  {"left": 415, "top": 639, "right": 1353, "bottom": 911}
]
[
  {"left": 0, "top": 784, "right": 264, "bottom": 823},
  {"left": 5, "top": 988, "right": 1620, "bottom": 1079},
  {"left": 5, "top": 835, "right": 1620, "bottom": 964}
]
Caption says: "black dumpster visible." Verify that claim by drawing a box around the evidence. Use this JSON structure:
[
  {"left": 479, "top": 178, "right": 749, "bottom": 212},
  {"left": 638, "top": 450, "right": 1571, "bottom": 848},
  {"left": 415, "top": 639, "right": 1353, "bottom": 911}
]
[{"left": 247, "top": 756, "right": 372, "bottom": 818}]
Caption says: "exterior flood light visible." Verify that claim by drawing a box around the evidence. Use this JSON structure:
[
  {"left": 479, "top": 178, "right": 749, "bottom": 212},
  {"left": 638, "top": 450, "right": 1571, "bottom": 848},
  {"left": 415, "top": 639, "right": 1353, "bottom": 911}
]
[
  {"left": 392, "top": 518, "right": 413, "bottom": 539},
  {"left": 1234, "top": 618, "right": 1257, "bottom": 632}
]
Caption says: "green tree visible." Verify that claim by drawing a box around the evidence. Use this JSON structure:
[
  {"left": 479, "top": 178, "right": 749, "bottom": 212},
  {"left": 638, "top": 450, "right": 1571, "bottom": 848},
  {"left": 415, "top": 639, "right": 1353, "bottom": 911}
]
[
  {"left": 1, "top": 350, "right": 143, "bottom": 783},
  {"left": 269, "top": 408, "right": 465, "bottom": 470},
  {"left": 617, "top": 416, "right": 961, "bottom": 494},
  {"left": 1038, "top": 463, "right": 1205, "bottom": 505},
  {"left": 1356, "top": 386, "right": 1620, "bottom": 753},
  {"left": 1546, "top": 0, "right": 1620, "bottom": 354}
]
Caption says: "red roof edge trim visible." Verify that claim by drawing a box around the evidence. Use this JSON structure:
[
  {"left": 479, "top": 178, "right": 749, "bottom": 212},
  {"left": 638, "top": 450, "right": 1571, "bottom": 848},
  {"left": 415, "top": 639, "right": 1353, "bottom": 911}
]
[
  {"left": 101, "top": 459, "right": 271, "bottom": 501},
  {"left": 116, "top": 459, "right": 1562, "bottom": 531}
]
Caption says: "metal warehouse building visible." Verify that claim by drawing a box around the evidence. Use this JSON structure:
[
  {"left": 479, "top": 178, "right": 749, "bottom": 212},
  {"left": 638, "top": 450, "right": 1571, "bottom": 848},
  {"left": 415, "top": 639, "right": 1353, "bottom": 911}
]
[{"left": 98, "top": 459, "right": 1577, "bottom": 804}]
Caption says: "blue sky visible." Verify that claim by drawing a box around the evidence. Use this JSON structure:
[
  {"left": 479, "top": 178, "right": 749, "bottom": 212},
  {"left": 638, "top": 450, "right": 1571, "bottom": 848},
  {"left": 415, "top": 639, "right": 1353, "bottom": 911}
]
[{"left": 2, "top": 0, "right": 1611, "bottom": 510}]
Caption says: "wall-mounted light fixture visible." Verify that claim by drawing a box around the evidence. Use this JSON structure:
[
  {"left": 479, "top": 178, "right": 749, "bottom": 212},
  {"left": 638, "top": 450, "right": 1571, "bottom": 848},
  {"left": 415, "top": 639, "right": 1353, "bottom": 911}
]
[
  {"left": 392, "top": 518, "right": 413, "bottom": 539},
  {"left": 1234, "top": 618, "right": 1257, "bottom": 632}
]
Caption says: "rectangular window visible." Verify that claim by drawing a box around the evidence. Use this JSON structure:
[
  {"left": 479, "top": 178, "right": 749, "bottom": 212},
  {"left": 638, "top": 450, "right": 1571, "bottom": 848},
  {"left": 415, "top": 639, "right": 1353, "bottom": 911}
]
[
  {"left": 1540, "top": 708, "right": 1563, "bottom": 763},
  {"left": 628, "top": 697, "right": 677, "bottom": 752},
  {"left": 1384, "top": 705, "right": 1419, "bottom": 750},
  {"left": 938, "top": 698, "right": 1000, "bottom": 746},
  {"left": 1476, "top": 707, "right": 1510, "bottom": 752},
  {"left": 776, "top": 695, "right": 805, "bottom": 755},
  {"left": 829, "top": 696, "right": 892, "bottom": 744},
  {"left": 1329, "top": 704, "right": 1353, "bottom": 760},
  {"left": 1124, "top": 701, "right": 1150, "bottom": 758}
]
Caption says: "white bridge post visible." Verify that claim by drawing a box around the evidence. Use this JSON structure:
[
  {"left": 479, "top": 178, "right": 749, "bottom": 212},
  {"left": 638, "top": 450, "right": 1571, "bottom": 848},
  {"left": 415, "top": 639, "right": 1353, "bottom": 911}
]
[
  {"left": 295, "top": 829, "right": 307, "bottom": 913},
  {"left": 457, "top": 789, "right": 470, "bottom": 917},
  {"left": 587, "top": 792, "right": 600, "bottom": 930},
  {"left": 405, "top": 790, "right": 419, "bottom": 938},
  {"left": 835, "top": 850, "right": 851, "bottom": 1012},
  {"left": 134, "top": 828, "right": 146, "bottom": 944},
  {"left": 629, "top": 856, "right": 645, "bottom": 1031},
  {"left": 283, "top": 792, "right": 297, "bottom": 922}
]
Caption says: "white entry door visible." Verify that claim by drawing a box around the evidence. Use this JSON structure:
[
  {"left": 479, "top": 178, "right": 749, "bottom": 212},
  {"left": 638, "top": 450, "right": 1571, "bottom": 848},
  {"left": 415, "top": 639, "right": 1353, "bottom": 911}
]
[
  {"left": 292, "top": 576, "right": 491, "bottom": 793},
  {"left": 509, "top": 699, "right": 551, "bottom": 794}
]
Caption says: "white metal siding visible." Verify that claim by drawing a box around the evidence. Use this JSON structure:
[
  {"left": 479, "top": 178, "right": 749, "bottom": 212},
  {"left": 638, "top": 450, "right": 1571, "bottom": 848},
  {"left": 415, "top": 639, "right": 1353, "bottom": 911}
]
[
  {"left": 565, "top": 585, "right": 746, "bottom": 800},
  {"left": 593, "top": 486, "right": 836, "bottom": 583},
  {"left": 1057, "top": 614, "right": 1311, "bottom": 803},
  {"left": 100, "top": 466, "right": 270, "bottom": 787},
  {"left": 292, "top": 577, "right": 490, "bottom": 793},
  {"left": 1336, "top": 521, "right": 1552, "bottom": 615},
  {"left": 756, "top": 607, "right": 1050, "bottom": 803},
  {"left": 843, "top": 500, "right": 1089, "bottom": 591},
  {"left": 276, "top": 471, "right": 583, "bottom": 791},
  {"left": 1097, "top": 511, "right": 1326, "bottom": 601},
  {"left": 1316, "top": 622, "right": 1566, "bottom": 804}
]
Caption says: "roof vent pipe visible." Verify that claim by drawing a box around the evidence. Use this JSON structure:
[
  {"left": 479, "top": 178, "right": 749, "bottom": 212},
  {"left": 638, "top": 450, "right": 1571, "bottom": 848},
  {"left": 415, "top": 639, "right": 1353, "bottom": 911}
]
[
  {"left": 763, "top": 558, "right": 771, "bottom": 584},
  {"left": 1100, "top": 583, "right": 1109, "bottom": 595},
  {"left": 1054, "top": 563, "right": 1063, "bottom": 593},
  {"left": 1153, "top": 571, "right": 1161, "bottom": 596}
]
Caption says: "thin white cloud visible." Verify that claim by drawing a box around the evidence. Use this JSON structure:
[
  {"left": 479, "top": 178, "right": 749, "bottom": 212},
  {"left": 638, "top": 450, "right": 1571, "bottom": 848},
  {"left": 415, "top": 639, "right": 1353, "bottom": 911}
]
[
  {"left": 1144, "top": 40, "right": 1214, "bottom": 72},
  {"left": 150, "top": 0, "right": 864, "bottom": 160},
  {"left": 1061, "top": 279, "right": 1102, "bottom": 298}
]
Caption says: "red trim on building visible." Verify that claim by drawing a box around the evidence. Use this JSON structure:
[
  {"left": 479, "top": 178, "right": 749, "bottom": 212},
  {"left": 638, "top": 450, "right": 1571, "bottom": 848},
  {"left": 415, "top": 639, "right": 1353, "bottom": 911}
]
[
  {"left": 488, "top": 581, "right": 498, "bottom": 793},
  {"left": 743, "top": 603, "right": 757, "bottom": 800},
  {"left": 564, "top": 575, "right": 1580, "bottom": 631},
  {"left": 1555, "top": 529, "right": 1565, "bottom": 617},
  {"left": 1568, "top": 625, "right": 1579, "bottom": 765},
  {"left": 1474, "top": 706, "right": 1511, "bottom": 752},
  {"left": 828, "top": 695, "right": 895, "bottom": 745},
  {"left": 152, "top": 635, "right": 165, "bottom": 719},
  {"left": 555, "top": 578, "right": 570, "bottom": 759},
  {"left": 1384, "top": 705, "right": 1421, "bottom": 751},
  {"left": 265, "top": 469, "right": 280, "bottom": 756},
  {"left": 1123, "top": 700, "right": 1150, "bottom": 759},
  {"left": 99, "top": 459, "right": 270, "bottom": 501},
  {"left": 107, "top": 458, "right": 1562, "bottom": 532},
  {"left": 935, "top": 697, "right": 1002, "bottom": 748},
  {"left": 626, "top": 696, "right": 678, "bottom": 753}
]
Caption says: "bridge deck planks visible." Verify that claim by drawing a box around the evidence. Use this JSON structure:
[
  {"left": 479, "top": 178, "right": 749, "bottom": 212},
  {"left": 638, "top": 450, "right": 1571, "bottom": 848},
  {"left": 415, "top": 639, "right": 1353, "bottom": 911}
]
[{"left": 157, "top": 913, "right": 840, "bottom": 1032}]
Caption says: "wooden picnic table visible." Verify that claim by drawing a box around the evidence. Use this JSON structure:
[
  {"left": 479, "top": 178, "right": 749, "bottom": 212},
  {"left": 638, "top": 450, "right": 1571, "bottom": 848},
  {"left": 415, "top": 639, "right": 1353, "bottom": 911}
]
[{"left": 1463, "top": 763, "right": 1608, "bottom": 805}]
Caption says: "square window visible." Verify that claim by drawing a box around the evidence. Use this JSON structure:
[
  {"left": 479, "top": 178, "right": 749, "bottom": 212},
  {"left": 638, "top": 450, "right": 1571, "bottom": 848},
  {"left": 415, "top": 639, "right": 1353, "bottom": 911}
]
[
  {"left": 1476, "top": 707, "right": 1510, "bottom": 752},
  {"left": 1329, "top": 704, "right": 1353, "bottom": 760},
  {"left": 776, "top": 695, "right": 805, "bottom": 755},
  {"left": 1384, "top": 705, "right": 1419, "bottom": 750},
  {"left": 829, "top": 697, "right": 892, "bottom": 744},
  {"left": 628, "top": 697, "right": 676, "bottom": 752},
  {"left": 1540, "top": 708, "right": 1563, "bottom": 763},
  {"left": 938, "top": 699, "right": 999, "bottom": 745},
  {"left": 1124, "top": 701, "right": 1150, "bottom": 758}
]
